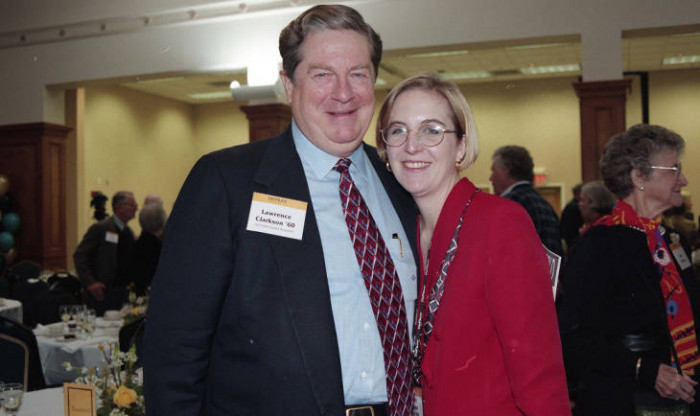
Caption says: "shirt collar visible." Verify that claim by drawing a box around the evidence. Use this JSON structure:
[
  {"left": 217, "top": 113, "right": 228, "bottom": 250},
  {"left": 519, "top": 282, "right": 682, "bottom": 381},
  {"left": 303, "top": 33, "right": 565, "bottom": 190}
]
[
  {"left": 291, "top": 120, "right": 367, "bottom": 178},
  {"left": 113, "top": 215, "right": 126, "bottom": 231},
  {"left": 501, "top": 180, "right": 531, "bottom": 197}
]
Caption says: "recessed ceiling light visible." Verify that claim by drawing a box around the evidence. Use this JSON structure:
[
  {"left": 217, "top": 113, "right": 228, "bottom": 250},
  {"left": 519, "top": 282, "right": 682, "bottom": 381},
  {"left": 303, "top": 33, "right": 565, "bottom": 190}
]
[
  {"left": 134, "top": 76, "right": 184, "bottom": 84},
  {"left": 520, "top": 64, "right": 580, "bottom": 74},
  {"left": 507, "top": 43, "right": 570, "bottom": 50},
  {"left": 439, "top": 71, "right": 491, "bottom": 80},
  {"left": 188, "top": 91, "right": 232, "bottom": 100},
  {"left": 662, "top": 55, "right": 700, "bottom": 65},
  {"left": 406, "top": 50, "right": 469, "bottom": 59}
]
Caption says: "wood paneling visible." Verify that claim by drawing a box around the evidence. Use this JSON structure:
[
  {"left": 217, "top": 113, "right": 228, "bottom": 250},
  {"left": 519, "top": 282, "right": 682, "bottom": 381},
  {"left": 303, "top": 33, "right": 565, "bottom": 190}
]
[
  {"left": 0, "top": 122, "right": 71, "bottom": 270},
  {"left": 240, "top": 104, "right": 291, "bottom": 142},
  {"left": 573, "top": 80, "right": 632, "bottom": 183}
]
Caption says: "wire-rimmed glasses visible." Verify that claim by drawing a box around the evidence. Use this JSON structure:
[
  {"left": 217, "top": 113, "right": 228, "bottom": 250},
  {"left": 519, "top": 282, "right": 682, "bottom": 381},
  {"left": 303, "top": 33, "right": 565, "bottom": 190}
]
[
  {"left": 650, "top": 162, "right": 682, "bottom": 177},
  {"left": 381, "top": 122, "right": 458, "bottom": 147}
]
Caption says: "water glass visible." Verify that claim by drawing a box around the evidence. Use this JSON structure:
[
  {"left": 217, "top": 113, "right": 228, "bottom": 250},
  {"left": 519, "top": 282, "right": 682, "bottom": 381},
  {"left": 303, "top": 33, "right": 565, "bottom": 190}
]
[{"left": 0, "top": 383, "right": 23, "bottom": 416}]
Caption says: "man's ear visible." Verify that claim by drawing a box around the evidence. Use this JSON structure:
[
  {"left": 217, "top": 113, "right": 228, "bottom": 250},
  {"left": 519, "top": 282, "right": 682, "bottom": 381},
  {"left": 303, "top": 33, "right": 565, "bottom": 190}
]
[{"left": 280, "top": 70, "right": 293, "bottom": 105}]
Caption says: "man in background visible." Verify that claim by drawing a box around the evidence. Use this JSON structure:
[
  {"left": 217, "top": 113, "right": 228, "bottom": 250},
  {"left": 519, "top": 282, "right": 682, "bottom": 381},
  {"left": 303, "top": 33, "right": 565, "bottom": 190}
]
[
  {"left": 144, "top": 5, "right": 418, "bottom": 416},
  {"left": 490, "top": 145, "right": 564, "bottom": 256},
  {"left": 74, "top": 190, "right": 137, "bottom": 315}
]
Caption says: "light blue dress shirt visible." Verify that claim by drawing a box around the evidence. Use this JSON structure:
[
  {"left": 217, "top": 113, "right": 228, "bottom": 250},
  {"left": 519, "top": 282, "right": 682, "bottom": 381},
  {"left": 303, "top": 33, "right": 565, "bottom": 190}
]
[{"left": 292, "top": 122, "right": 417, "bottom": 405}]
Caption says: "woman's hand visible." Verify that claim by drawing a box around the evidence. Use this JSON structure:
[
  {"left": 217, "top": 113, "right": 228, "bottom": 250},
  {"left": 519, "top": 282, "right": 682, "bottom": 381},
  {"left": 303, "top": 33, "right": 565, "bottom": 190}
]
[{"left": 655, "top": 363, "right": 698, "bottom": 403}]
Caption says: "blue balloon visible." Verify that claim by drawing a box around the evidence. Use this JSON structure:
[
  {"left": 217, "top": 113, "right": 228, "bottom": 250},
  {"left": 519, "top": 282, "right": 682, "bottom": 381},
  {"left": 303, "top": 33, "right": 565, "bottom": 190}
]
[
  {"left": 0, "top": 231, "right": 13, "bottom": 253},
  {"left": 1, "top": 212, "right": 20, "bottom": 234}
]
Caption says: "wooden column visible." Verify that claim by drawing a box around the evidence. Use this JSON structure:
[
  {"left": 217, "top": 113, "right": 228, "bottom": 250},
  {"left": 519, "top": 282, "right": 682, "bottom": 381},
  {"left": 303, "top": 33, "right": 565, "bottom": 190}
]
[
  {"left": 240, "top": 103, "right": 291, "bottom": 142},
  {"left": 573, "top": 79, "right": 632, "bottom": 182},
  {"left": 0, "top": 122, "right": 71, "bottom": 270}
]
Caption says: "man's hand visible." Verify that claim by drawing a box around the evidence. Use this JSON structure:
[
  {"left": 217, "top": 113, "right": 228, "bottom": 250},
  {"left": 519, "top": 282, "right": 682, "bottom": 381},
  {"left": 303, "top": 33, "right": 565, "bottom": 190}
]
[{"left": 87, "top": 282, "right": 106, "bottom": 301}]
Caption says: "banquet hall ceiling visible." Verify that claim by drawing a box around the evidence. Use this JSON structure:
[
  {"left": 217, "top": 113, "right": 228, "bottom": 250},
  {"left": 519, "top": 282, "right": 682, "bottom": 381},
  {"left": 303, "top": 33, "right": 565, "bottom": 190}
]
[{"left": 117, "top": 27, "right": 700, "bottom": 104}]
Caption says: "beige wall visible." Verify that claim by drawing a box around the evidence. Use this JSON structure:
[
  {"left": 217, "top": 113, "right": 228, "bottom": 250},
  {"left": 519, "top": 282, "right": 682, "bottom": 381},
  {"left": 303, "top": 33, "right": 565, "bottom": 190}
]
[
  {"left": 649, "top": 70, "right": 700, "bottom": 212},
  {"left": 81, "top": 85, "right": 197, "bottom": 239},
  {"left": 75, "top": 69, "right": 699, "bottom": 261}
]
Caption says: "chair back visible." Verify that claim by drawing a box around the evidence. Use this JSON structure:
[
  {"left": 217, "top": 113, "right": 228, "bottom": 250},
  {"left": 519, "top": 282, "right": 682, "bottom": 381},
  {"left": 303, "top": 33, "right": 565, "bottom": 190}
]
[
  {"left": 0, "top": 333, "right": 29, "bottom": 390},
  {"left": 0, "top": 316, "right": 46, "bottom": 391}
]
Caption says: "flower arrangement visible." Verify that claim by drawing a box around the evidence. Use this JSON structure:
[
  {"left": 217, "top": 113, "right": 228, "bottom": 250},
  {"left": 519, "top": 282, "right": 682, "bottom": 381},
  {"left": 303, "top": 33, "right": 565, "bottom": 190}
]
[
  {"left": 63, "top": 342, "right": 145, "bottom": 416},
  {"left": 121, "top": 289, "right": 148, "bottom": 326}
]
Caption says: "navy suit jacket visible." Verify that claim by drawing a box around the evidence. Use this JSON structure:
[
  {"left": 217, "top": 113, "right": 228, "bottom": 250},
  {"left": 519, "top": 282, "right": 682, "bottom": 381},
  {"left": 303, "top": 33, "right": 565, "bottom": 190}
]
[{"left": 143, "top": 127, "right": 418, "bottom": 415}]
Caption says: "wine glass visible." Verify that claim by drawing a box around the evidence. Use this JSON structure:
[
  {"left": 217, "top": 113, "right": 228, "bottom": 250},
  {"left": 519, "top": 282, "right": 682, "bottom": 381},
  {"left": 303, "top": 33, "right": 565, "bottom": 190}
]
[
  {"left": 0, "top": 383, "right": 23, "bottom": 416},
  {"left": 59, "top": 305, "right": 71, "bottom": 322},
  {"left": 71, "top": 304, "right": 86, "bottom": 321}
]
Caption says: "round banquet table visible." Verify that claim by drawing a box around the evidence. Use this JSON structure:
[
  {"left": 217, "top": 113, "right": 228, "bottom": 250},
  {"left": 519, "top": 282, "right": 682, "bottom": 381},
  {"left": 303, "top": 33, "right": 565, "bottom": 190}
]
[{"left": 18, "top": 386, "right": 63, "bottom": 416}]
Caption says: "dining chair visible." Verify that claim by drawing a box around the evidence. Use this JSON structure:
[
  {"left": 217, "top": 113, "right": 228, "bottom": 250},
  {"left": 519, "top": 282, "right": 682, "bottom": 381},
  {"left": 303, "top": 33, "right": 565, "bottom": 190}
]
[{"left": 0, "top": 316, "right": 46, "bottom": 391}]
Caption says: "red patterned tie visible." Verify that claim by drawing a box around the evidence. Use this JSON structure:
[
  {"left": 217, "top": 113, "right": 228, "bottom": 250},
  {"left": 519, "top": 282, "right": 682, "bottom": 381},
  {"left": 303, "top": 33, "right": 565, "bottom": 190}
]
[{"left": 334, "top": 158, "right": 413, "bottom": 416}]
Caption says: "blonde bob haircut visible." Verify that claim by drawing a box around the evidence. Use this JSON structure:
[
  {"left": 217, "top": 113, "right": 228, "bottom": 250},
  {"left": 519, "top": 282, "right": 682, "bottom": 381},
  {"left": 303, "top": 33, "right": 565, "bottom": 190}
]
[{"left": 375, "top": 73, "right": 479, "bottom": 171}]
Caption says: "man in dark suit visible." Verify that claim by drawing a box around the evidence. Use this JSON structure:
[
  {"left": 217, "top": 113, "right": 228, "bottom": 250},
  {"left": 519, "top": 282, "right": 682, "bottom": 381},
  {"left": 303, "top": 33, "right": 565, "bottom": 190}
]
[
  {"left": 73, "top": 190, "right": 138, "bottom": 315},
  {"left": 144, "top": 5, "right": 419, "bottom": 416},
  {"left": 490, "top": 145, "right": 564, "bottom": 256}
]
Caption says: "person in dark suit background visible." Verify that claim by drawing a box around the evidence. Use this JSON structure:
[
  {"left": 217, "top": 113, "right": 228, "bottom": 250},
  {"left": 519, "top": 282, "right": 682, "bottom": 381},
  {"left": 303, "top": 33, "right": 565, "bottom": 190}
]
[
  {"left": 490, "top": 145, "right": 564, "bottom": 256},
  {"left": 73, "top": 190, "right": 138, "bottom": 315},
  {"left": 132, "top": 201, "right": 166, "bottom": 295},
  {"left": 560, "top": 183, "right": 583, "bottom": 254},
  {"left": 144, "top": 5, "right": 418, "bottom": 416}
]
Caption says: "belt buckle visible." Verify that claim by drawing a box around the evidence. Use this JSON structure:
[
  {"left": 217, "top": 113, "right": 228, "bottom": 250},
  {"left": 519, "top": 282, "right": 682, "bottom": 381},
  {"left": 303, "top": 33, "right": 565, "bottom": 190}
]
[{"left": 345, "top": 405, "right": 375, "bottom": 416}]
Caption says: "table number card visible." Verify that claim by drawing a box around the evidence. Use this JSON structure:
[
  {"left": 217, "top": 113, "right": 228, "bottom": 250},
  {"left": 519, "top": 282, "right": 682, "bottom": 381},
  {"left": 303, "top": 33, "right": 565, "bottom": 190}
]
[{"left": 64, "top": 383, "right": 96, "bottom": 416}]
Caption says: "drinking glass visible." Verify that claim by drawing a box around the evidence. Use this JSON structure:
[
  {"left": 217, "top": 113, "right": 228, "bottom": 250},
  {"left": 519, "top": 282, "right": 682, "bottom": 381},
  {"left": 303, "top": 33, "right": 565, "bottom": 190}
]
[
  {"left": 59, "top": 305, "right": 71, "bottom": 322},
  {"left": 0, "top": 383, "right": 23, "bottom": 416},
  {"left": 71, "top": 304, "right": 85, "bottom": 321},
  {"left": 81, "top": 309, "right": 97, "bottom": 335}
]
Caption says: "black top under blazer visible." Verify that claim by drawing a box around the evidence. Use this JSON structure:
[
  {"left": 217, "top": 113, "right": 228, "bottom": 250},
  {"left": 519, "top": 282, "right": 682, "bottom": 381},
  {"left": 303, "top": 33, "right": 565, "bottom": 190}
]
[{"left": 558, "top": 224, "right": 700, "bottom": 416}]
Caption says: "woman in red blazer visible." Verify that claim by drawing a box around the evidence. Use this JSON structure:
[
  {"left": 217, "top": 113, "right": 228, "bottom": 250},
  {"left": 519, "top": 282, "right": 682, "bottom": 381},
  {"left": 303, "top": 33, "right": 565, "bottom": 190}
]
[{"left": 375, "top": 73, "right": 571, "bottom": 415}]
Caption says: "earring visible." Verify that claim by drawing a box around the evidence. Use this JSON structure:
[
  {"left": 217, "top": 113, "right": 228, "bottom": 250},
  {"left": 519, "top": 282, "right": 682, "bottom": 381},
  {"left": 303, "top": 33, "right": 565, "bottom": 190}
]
[
  {"left": 455, "top": 155, "right": 465, "bottom": 167},
  {"left": 639, "top": 185, "right": 645, "bottom": 191},
  {"left": 386, "top": 162, "right": 392, "bottom": 172}
]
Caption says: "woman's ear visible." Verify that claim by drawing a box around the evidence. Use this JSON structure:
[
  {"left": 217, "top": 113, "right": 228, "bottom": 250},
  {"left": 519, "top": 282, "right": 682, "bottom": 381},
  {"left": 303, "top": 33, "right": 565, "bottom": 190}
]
[{"left": 630, "top": 168, "right": 646, "bottom": 189}]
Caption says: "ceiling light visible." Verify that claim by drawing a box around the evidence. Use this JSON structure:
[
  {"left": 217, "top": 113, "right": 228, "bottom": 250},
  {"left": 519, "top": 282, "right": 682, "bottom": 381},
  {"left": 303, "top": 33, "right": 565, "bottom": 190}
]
[
  {"left": 188, "top": 91, "right": 233, "bottom": 100},
  {"left": 439, "top": 71, "right": 491, "bottom": 81},
  {"left": 134, "top": 76, "right": 184, "bottom": 84},
  {"left": 670, "top": 32, "right": 700, "bottom": 38},
  {"left": 507, "top": 43, "right": 569, "bottom": 50},
  {"left": 662, "top": 55, "right": 700, "bottom": 65},
  {"left": 520, "top": 64, "right": 580, "bottom": 74},
  {"left": 406, "top": 50, "right": 469, "bottom": 59}
]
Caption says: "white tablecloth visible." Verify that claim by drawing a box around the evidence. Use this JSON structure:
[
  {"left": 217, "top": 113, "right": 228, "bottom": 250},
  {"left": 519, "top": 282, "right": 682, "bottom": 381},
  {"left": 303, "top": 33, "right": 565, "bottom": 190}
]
[
  {"left": 18, "top": 386, "right": 64, "bottom": 416},
  {"left": 35, "top": 318, "right": 122, "bottom": 385},
  {"left": 0, "top": 297, "right": 23, "bottom": 323}
]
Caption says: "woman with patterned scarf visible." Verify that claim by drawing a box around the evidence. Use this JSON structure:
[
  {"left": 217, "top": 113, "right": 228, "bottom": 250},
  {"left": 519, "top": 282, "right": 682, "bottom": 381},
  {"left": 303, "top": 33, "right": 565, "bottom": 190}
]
[{"left": 559, "top": 124, "right": 700, "bottom": 416}]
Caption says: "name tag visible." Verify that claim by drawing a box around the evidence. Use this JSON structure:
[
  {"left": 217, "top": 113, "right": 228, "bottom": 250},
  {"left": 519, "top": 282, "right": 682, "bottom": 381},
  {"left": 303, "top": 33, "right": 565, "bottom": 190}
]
[
  {"left": 105, "top": 231, "right": 119, "bottom": 244},
  {"left": 670, "top": 241, "right": 692, "bottom": 270},
  {"left": 246, "top": 192, "right": 307, "bottom": 240}
]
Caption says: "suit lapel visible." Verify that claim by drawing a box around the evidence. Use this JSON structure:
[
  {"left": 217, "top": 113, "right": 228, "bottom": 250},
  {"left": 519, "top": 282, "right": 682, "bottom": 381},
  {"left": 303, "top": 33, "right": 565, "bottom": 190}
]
[{"left": 253, "top": 130, "right": 345, "bottom": 412}]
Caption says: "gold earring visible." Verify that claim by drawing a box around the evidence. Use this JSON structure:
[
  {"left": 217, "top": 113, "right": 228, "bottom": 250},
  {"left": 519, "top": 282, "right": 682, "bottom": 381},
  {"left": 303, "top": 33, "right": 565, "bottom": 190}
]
[{"left": 386, "top": 162, "right": 392, "bottom": 172}]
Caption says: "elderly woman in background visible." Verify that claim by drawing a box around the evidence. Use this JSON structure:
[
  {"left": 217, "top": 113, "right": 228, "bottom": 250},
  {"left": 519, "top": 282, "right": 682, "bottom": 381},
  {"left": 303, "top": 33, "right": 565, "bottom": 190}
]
[
  {"left": 132, "top": 202, "right": 167, "bottom": 295},
  {"left": 376, "top": 73, "right": 570, "bottom": 415},
  {"left": 558, "top": 124, "right": 700, "bottom": 416},
  {"left": 579, "top": 180, "right": 617, "bottom": 230}
]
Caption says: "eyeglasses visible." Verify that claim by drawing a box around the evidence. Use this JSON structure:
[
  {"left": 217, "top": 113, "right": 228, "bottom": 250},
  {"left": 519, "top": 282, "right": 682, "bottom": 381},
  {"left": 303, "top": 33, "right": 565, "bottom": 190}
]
[
  {"left": 381, "top": 122, "right": 458, "bottom": 147},
  {"left": 650, "top": 162, "right": 682, "bottom": 177}
]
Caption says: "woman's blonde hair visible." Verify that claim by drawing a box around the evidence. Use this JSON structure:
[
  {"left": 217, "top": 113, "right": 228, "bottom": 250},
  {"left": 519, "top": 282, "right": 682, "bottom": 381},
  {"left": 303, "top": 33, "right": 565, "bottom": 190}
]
[{"left": 375, "top": 73, "right": 479, "bottom": 171}]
